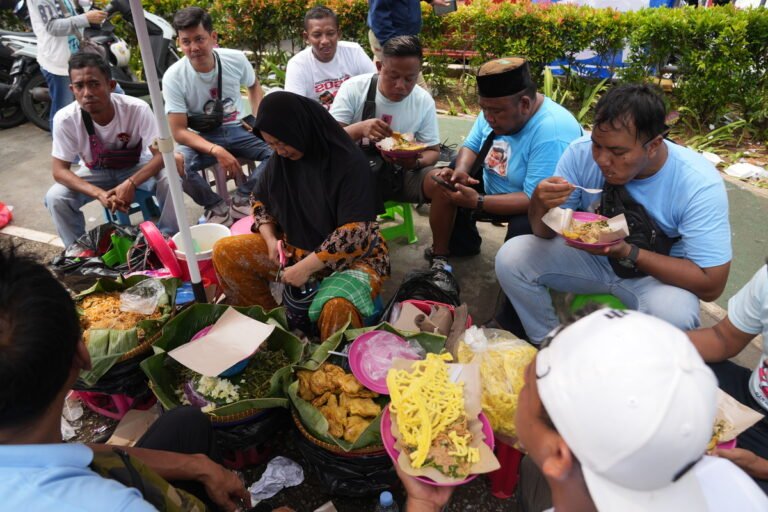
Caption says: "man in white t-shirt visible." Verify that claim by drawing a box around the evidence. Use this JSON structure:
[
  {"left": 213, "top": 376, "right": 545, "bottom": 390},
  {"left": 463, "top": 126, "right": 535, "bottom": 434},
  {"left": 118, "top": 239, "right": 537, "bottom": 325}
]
[
  {"left": 163, "top": 7, "right": 272, "bottom": 225},
  {"left": 689, "top": 262, "right": 768, "bottom": 494},
  {"left": 27, "top": 0, "right": 107, "bottom": 131},
  {"left": 284, "top": 6, "right": 376, "bottom": 109},
  {"left": 330, "top": 35, "right": 448, "bottom": 210},
  {"left": 44, "top": 52, "right": 177, "bottom": 247},
  {"left": 515, "top": 309, "right": 768, "bottom": 512}
]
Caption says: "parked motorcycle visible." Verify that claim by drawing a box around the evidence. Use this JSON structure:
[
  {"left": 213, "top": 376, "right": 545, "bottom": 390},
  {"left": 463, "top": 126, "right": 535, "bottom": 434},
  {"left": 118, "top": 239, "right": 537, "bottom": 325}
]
[
  {"left": 0, "top": 0, "right": 178, "bottom": 131},
  {"left": 0, "top": 0, "right": 30, "bottom": 129}
]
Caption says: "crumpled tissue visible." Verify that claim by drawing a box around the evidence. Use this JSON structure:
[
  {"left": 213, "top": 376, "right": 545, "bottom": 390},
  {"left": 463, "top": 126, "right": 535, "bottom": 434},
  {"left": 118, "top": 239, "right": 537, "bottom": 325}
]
[{"left": 248, "top": 456, "right": 304, "bottom": 503}]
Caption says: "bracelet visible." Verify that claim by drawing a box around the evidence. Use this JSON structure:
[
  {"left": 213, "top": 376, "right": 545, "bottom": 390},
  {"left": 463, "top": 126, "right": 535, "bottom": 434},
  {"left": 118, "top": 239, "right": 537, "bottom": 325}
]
[
  {"left": 209, "top": 143, "right": 217, "bottom": 156},
  {"left": 127, "top": 177, "right": 137, "bottom": 189}
]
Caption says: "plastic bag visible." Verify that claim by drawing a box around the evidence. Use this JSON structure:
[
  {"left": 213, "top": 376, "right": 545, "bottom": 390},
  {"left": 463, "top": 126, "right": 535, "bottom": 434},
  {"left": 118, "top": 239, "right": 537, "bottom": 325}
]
[
  {"left": 381, "top": 269, "right": 461, "bottom": 321},
  {"left": 361, "top": 331, "right": 425, "bottom": 381},
  {"left": 293, "top": 430, "right": 396, "bottom": 497},
  {"left": 120, "top": 278, "right": 165, "bottom": 315},
  {"left": 51, "top": 223, "right": 159, "bottom": 292},
  {"left": 457, "top": 326, "right": 537, "bottom": 439}
]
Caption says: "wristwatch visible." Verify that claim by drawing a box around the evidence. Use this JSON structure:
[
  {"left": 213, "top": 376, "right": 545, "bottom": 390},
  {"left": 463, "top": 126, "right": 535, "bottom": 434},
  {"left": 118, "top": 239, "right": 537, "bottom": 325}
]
[
  {"left": 618, "top": 244, "right": 640, "bottom": 269},
  {"left": 475, "top": 194, "right": 485, "bottom": 212}
]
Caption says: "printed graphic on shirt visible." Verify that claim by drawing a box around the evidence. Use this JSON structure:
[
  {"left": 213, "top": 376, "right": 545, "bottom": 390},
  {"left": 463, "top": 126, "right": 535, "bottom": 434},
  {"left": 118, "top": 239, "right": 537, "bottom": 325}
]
[
  {"left": 485, "top": 140, "right": 510, "bottom": 177},
  {"left": 117, "top": 133, "right": 131, "bottom": 148},
  {"left": 36, "top": 0, "right": 80, "bottom": 54},
  {"left": 203, "top": 87, "right": 238, "bottom": 123},
  {"left": 314, "top": 74, "right": 351, "bottom": 108}
]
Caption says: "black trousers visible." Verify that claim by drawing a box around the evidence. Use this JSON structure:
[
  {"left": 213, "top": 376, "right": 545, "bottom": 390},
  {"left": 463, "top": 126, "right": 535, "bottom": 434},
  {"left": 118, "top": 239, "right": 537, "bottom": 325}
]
[
  {"left": 136, "top": 406, "right": 223, "bottom": 508},
  {"left": 709, "top": 361, "right": 768, "bottom": 494}
]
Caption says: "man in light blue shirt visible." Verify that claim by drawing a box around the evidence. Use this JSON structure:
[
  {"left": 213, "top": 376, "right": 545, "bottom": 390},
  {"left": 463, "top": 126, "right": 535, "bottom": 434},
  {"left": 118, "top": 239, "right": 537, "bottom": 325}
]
[
  {"left": 496, "top": 84, "right": 731, "bottom": 343},
  {"left": 0, "top": 248, "right": 250, "bottom": 510}
]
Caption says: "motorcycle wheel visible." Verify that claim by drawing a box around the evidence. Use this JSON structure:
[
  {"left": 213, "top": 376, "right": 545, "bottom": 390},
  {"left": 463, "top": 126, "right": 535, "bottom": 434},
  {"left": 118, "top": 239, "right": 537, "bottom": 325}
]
[
  {"left": 0, "top": 70, "right": 26, "bottom": 129},
  {"left": 20, "top": 72, "right": 51, "bottom": 132}
]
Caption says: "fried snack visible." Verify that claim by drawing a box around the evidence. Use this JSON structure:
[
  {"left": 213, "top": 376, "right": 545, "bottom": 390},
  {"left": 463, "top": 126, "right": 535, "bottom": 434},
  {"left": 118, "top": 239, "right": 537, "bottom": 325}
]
[
  {"left": 344, "top": 416, "right": 372, "bottom": 443},
  {"left": 347, "top": 397, "right": 382, "bottom": 418},
  {"left": 387, "top": 353, "right": 479, "bottom": 476},
  {"left": 296, "top": 363, "right": 381, "bottom": 443},
  {"left": 319, "top": 394, "right": 346, "bottom": 438},
  {"left": 79, "top": 291, "right": 162, "bottom": 345},
  {"left": 562, "top": 219, "right": 610, "bottom": 244},
  {"left": 708, "top": 419, "right": 734, "bottom": 452},
  {"left": 297, "top": 370, "right": 315, "bottom": 401},
  {"left": 457, "top": 336, "right": 537, "bottom": 439}
]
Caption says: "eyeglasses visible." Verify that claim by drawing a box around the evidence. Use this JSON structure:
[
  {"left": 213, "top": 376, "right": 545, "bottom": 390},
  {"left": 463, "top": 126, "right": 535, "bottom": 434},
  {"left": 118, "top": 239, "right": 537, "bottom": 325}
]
[{"left": 641, "top": 128, "right": 670, "bottom": 148}]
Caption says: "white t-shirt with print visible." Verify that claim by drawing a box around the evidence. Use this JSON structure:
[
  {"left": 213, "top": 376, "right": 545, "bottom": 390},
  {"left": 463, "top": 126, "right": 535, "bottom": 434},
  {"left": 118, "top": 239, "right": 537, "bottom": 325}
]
[
  {"left": 51, "top": 93, "right": 157, "bottom": 168},
  {"left": 329, "top": 72, "right": 440, "bottom": 146},
  {"left": 284, "top": 41, "right": 376, "bottom": 108},
  {"left": 727, "top": 265, "right": 768, "bottom": 411},
  {"left": 162, "top": 48, "right": 255, "bottom": 126}
]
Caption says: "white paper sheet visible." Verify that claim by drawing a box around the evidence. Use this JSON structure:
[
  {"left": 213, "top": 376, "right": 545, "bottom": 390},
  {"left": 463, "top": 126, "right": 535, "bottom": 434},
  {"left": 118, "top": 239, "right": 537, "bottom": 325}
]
[{"left": 169, "top": 308, "right": 275, "bottom": 376}]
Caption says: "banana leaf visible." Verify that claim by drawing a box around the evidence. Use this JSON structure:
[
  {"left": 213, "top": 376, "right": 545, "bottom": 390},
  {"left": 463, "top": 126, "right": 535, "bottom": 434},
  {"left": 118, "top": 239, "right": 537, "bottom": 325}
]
[
  {"left": 140, "top": 304, "right": 302, "bottom": 419},
  {"left": 287, "top": 323, "right": 446, "bottom": 451},
  {"left": 77, "top": 276, "right": 179, "bottom": 387}
]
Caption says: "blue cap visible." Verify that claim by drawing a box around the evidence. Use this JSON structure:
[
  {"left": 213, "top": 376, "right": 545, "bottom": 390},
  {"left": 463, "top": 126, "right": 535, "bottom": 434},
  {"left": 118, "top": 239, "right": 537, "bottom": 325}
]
[{"left": 380, "top": 491, "right": 394, "bottom": 506}]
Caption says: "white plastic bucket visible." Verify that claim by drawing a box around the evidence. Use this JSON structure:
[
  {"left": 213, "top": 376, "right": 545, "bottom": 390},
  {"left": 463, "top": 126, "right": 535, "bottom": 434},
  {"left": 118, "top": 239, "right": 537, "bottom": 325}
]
[{"left": 171, "top": 223, "right": 231, "bottom": 261}]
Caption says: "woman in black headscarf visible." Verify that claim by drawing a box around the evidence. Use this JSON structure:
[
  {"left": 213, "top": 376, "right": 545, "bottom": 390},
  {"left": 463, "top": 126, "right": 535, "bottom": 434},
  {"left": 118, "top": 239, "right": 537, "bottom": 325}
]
[{"left": 212, "top": 92, "right": 390, "bottom": 340}]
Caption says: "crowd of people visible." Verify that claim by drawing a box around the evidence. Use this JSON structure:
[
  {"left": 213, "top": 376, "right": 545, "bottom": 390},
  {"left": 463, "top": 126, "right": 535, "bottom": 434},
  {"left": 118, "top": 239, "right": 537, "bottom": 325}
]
[{"left": 8, "top": 1, "right": 768, "bottom": 510}]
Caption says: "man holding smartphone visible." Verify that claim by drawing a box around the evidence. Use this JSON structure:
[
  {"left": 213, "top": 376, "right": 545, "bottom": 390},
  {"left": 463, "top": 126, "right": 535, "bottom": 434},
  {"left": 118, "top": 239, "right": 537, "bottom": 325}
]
[{"left": 163, "top": 7, "right": 272, "bottom": 225}]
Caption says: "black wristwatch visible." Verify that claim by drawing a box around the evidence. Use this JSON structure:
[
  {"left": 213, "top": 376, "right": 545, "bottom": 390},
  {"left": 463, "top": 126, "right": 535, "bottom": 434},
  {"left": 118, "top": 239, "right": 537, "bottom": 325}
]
[
  {"left": 476, "top": 194, "right": 485, "bottom": 212},
  {"left": 618, "top": 244, "right": 640, "bottom": 269}
]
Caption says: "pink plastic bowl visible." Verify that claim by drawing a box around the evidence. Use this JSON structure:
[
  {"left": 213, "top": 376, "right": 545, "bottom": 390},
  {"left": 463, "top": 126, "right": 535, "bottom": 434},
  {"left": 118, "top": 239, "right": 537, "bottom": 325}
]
[{"left": 380, "top": 405, "right": 495, "bottom": 487}]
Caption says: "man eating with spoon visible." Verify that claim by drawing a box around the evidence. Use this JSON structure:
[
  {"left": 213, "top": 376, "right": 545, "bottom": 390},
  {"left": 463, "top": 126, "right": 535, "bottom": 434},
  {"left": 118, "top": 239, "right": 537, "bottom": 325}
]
[{"left": 495, "top": 83, "right": 732, "bottom": 344}]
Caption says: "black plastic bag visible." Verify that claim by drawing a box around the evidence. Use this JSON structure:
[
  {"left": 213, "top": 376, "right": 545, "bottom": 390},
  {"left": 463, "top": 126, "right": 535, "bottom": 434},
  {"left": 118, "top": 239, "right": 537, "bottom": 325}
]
[
  {"left": 215, "top": 409, "right": 291, "bottom": 469},
  {"left": 381, "top": 268, "right": 461, "bottom": 322},
  {"left": 73, "top": 353, "right": 150, "bottom": 396},
  {"left": 51, "top": 222, "right": 158, "bottom": 291},
  {"left": 293, "top": 431, "right": 396, "bottom": 497}
]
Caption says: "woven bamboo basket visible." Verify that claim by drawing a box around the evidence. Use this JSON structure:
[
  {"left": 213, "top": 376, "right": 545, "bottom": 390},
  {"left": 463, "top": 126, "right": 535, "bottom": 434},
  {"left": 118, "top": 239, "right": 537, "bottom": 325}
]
[{"left": 291, "top": 409, "right": 386, "bottom": 457}]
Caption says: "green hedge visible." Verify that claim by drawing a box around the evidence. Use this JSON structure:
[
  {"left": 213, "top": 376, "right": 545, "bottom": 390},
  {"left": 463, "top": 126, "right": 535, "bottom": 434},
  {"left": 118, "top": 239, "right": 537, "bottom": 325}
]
[{"left": 3, "top": 1, "right": 767, "bottom": 133}]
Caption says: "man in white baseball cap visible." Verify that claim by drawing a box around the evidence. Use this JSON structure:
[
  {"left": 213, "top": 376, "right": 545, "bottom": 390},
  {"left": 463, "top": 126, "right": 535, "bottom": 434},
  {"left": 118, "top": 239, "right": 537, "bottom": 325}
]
[{"left": 515, "top": 308, "right": 768, "bottom": 511}]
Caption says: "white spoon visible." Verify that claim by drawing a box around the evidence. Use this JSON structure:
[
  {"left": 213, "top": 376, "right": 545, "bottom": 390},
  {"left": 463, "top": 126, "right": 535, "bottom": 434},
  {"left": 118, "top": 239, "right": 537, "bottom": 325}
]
[{"left": 572, "top": 185, "right": 603, "bottom": 194}]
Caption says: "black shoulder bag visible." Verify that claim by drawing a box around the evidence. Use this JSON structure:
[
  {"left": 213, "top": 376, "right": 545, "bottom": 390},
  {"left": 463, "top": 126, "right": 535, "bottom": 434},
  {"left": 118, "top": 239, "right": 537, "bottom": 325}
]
[
  {"left": 599, "top": 183, "right": 681, "bottom": 278},
  {"left": 187, "top": 52, "right": 225, "bottom": 133},
  {"left": 360, "top": 74, "right": 404, "bottom": 201}
]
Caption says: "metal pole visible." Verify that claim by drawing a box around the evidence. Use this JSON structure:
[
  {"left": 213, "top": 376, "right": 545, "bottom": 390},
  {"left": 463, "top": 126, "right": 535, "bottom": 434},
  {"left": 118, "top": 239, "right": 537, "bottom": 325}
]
[{"left": 128, "top": 0, "right": 206, "bottom": 303}]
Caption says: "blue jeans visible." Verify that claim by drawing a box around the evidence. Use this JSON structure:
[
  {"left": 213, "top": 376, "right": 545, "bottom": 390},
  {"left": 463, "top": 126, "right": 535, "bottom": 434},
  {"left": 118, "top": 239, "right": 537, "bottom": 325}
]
[
  {"left": 494, "top": 235, "right": 700, "bottom": 343},
  {"left": 45, "top": 164, "right": 178, "bottom": 247},
  {"left": 177, "top": 124, "right": 272, "bottom": 209},
  {"left": 40, "top": 67, "right": 73, "bottom": 133}
]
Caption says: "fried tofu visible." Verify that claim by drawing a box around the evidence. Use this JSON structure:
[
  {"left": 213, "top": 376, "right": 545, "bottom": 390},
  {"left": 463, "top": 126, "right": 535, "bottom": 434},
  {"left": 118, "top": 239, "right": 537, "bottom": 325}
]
[
  {"left": 297, "top": 370, "right": 315, "bottom": 401},
  {"left": 319, "top": 394, "right": 345, "bottom": 438},
  {"left": 347, "top": 397, "right": 381, "bottom": 418},
  {"left": 344, "top": 415, "right": 372, "bottom": 443}
]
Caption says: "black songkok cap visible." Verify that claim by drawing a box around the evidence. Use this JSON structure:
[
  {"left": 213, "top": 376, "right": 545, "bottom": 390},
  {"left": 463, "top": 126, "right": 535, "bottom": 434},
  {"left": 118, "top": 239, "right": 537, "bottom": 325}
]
[{"left": 477, "top": 57, "right": 533, "bottom": 98}]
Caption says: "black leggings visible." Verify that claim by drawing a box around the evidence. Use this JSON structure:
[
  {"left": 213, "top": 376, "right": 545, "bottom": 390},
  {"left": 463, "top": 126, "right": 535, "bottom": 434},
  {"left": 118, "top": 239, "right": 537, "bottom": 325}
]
[
  {"left": 136, "top": 406, "right": 222, "bottom": 508},
  {"left": 709, "top": 361, "right": 768, "bottom": 494}
]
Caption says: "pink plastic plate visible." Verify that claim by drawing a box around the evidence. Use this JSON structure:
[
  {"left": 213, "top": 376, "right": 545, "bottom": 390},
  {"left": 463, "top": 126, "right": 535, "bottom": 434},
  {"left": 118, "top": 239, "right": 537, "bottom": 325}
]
[
  {"left": 348, "top": 330, "right": 422, "bottom": 395},
  {"left": 716, "top": 439, "right": 737, "bottom": 450},
  {"left": 140, "top": 221, "right": 183, "bottom": 278},
  {"left": 562, "top": 212, "right": 623, "bottom": 250},
  {"left": 230, "top": 215, "right": 255, "bottom": 236},
  {"left": 381, "top": 405, "right": 495, "bottom": 487}
]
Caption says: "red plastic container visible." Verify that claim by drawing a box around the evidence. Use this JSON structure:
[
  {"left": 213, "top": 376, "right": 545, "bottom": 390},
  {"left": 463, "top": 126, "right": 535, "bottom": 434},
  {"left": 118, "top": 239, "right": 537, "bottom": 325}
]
[
  {"left": 488, "top": 437, "right": 524, "bottom": 499},
  {"left": 74, "top": 390, "right": 157, "bottom": 421},
  {"left": 400, "top": 299, "right": 473, "bottom": 328}
]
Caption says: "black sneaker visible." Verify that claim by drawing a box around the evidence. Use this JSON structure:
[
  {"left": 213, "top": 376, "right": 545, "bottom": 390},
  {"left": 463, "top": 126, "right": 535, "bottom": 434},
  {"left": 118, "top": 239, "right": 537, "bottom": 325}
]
[
  {"left": 204, "top": 202, "right": 232, "bottom": 227},
  {"left": 230, "top": 192, "right": 251, "bottom": 220},
  {"left": 430, "top": 255, "right": 451, "bottom": 272}
]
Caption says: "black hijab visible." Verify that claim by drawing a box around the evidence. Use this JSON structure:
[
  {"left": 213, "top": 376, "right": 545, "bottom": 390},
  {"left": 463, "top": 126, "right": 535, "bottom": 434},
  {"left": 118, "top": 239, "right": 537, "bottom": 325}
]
[{"left": 252, "top": 92, "right": 379, "bottom": 251}]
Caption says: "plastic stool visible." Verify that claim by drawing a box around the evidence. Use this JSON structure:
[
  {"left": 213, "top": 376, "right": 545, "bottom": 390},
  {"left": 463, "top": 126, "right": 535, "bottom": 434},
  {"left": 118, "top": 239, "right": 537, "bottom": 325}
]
[
  {"left": 103, "top": 188, "right": 161, "bottom": 226},
  {"left": 570, "top": 293, "right": 626, "bottom": 313},
  {"left": 380, "top": 201, "right": 417, "bottom": 244},
  {"left": 488, "top": 437, "right": 524, "bottom": 499}
]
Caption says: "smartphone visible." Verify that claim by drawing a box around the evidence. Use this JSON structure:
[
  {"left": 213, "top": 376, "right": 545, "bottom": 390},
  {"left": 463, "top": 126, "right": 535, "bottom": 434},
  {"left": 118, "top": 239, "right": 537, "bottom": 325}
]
[
  {"left": 431, "top": 174, "right": 458, "bottom": 192},
  {"left": 241, "top": 114, "right": 257, "bottom": 130}
]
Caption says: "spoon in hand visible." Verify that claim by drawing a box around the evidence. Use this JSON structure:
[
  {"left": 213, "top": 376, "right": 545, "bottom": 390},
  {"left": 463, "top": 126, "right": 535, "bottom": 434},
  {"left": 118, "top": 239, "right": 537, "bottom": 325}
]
[{"left": 571, "top": 184, "right": 603, "bottom": 194}]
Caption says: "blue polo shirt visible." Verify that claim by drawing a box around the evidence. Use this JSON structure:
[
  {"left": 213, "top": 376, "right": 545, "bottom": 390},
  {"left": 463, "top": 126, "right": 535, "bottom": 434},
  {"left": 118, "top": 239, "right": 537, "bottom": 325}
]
[
  {"left": 463, "top": 97, "right": 582, "bottom": 197},
  {"left": 0, "top": 443, "right": 156, "bottom": 511}
]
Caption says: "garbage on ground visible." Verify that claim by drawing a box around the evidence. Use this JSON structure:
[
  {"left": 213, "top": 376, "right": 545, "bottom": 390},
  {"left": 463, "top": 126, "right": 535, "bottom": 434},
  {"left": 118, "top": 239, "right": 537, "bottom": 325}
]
[
  {"left": 248, "top": 456, "right": 304, "bottom": 503},
  {"left": 724, "top": 162, "right": 768, "bottom": 180}
]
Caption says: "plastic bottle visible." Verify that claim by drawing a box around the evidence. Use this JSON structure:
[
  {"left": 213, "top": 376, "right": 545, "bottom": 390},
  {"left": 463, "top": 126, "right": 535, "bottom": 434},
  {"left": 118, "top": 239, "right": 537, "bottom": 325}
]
[{"left": 374, "top": 491, "right": 399, "bottom": 512}]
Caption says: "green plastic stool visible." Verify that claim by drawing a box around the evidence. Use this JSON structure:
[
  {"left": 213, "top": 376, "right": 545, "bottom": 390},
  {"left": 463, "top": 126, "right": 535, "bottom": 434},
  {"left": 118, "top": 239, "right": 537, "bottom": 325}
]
[
  {"left": 380, "top": 201, "right": 418, "bottom": 244},
  {"left": 570, "top": 293, "right": 626, "bottom": 313}
]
